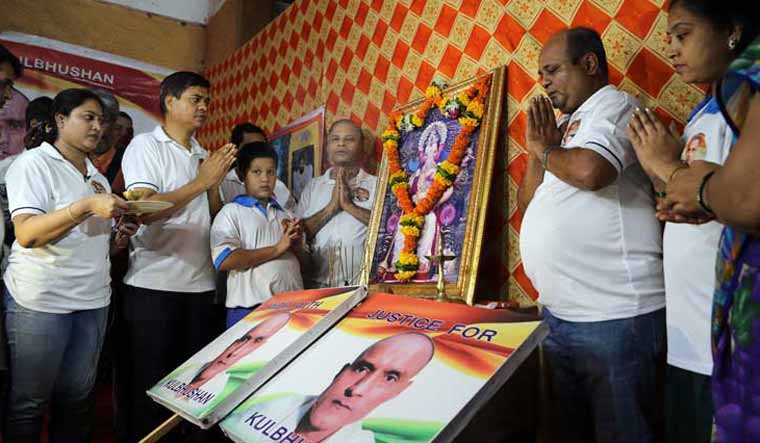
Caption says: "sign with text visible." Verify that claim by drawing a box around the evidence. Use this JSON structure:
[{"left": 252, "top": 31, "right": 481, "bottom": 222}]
[
  {"left": 220, "top": 292, "right": 547, "bottom": 443},
  {"left": 148, "top": 286, "right": 367, "bottom": 428}
]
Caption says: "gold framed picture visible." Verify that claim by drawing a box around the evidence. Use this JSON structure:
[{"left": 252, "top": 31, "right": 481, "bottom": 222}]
[{"left": 361, "top": 66, "right": 507, "bottom": 305}]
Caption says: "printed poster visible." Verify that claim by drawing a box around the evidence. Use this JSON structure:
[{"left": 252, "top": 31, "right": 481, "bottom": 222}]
[
  {"left": 220, "top": 292, "right": 547, "bottom": 443},
  {"left": 147, "top": 286, "right": 367, "bottom": 428},
  {"left": 269, "top": 107, "right": 325, "bottom": 201}
]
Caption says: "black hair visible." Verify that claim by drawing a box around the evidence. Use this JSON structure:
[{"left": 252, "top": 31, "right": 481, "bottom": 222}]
[
  {"left": 564, "top": 27, "right": 609, "bottom": 80},
  {"left": 25, "top": 96, "right": 53, "bottom": 128},
  {"left": 231, "top": 122, "right": 267, "bottom": 145},
  {"left": 669, "top": 0, "right": 758, "bottom": 56},
  {"left": 27, "top": 88, "right": 104, "bottom": 147},
  {"left": 235, "top": 141, "right": 279, "bottom": 181},
  {"left": 118, "top": 111, "right": 133, "bottom": 121},
  {"left": 0, "top": 44, "right": 22, "bottom": 77},
  {"left": 158, "top": 71, "right": 210, "bottom": 116}
]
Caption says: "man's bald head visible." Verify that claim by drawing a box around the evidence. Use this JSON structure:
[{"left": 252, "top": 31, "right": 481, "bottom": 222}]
[{"left": 538, "top": 27, "right": 609, "bottom": 114}]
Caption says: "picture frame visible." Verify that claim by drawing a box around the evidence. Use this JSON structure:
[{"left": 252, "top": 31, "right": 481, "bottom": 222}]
[
  {"left": 269, "top": 106, "right": 325, "bottom": 201},
  {"left": 361, "top": 66, "right": 507, "bottom": 305}
]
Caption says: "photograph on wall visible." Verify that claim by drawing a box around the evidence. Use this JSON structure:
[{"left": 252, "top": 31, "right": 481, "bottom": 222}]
[
  {"left": 220, "top": 291, "right": 546, "bottom": 443},
  {"left": 147, "top": 286, "right": 367, "bottom": 428},
  {"left": 363, "top": 67, "right": 507, "bottom": 305},
  {"left": 269, "top": 106, "right": 325, "bottom": 198}
]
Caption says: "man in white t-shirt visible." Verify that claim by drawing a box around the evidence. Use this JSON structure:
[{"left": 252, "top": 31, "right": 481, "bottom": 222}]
[
  {"left": 297, "top": 120, "right": 376, "bottom": 288},
  {"left": 120, "top": 71, "right": 237, "bottom": 442},
  {"left": 517, "top": 28, "right": 665, "bottom": 442}
]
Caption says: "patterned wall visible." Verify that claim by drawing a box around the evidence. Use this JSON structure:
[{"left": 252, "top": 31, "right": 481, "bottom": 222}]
[{"left": 199, "top": 0, "right": 703, "bottom": 306}]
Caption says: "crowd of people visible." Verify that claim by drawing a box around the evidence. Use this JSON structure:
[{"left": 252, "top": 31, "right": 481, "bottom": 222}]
[{"left": 0, "top": 0, "right": 758, "bottom": 442}]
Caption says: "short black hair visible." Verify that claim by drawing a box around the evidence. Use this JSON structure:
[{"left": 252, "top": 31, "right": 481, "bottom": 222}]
[
  {"left": 565, "top": 27, "right": 609, "bottom": 80},
  {"left": 118, "top": 111, "right": 133, "bottom": 121},
  {"left": 231, "top": 122, "right": 267, "bottom": 145},
  {"left": 236, "top": 141, "right": 278, "bottom": 181},
  {"left": 158, "top": 71, "right": 210, "bottom": 116},
  {"left": 25, "top": 96, "right": 53, "bottom": 128},
  {"left": 0, "top": 44, "right": 22, "bottom": 78},
  {"left": 670, "top": 0, "right": 758, "bottom": 56}
]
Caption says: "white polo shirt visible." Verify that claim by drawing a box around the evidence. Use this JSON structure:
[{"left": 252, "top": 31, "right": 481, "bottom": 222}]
[
  {"left": 121, "top": 126, "right": 215, "bottom": 293},
  {"left": 219, "top": 169, "right": 295, "bottom": 211},
  {"left": 4, "top": 142, "right": 112, "bottom": 313},
  {"left": 664, "top": 96, "right": 732, "bottom": 375},
  {"left": 520, "top": 85, "right": 665, "bottom": 322},
  {"left": 296, "top": 168, "right": 377, "bottom": 287},
  {"left": 210, "top": 195, "right": 303, "bottom": 308}
]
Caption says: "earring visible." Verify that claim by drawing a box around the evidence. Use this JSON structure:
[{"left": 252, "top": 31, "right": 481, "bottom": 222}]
[{"left": 729, "top": 37, "right": 737, "bottom": 50}]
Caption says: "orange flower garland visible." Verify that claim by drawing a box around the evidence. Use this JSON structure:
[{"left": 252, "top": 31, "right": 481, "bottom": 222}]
[{"left": 381, "top": 76, "right": 490, "bottom": 281}]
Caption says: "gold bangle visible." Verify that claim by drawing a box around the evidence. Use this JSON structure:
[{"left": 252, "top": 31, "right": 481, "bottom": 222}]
[
  {"left": 667, "top": 164, "right": 688, "bottom": 184},
  {"left": 66, "top": 205, "right": 80, "bottom": 224}
]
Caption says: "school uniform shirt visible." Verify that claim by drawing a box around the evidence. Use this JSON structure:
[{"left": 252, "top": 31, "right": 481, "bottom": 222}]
[
  {"left": 296, "top": 168, "right": 377, "bottom": 287},
  {"left": 219, "top": 169, "right": 295, "bottom": 210},
  {"left": 664, "top": 96, "right": 732, "bottom": 375},
  {"left": 211, "top": 195, "right": 303, "bottom": 308},
  {"left": 121, "top": 126, "right": 215, "bottom": 293},
  {"left": 3, "top": 142, "right": 112, "bottom": 313},
  {"left": 520, "top": 85, "right": 665, "bottom": 322}
]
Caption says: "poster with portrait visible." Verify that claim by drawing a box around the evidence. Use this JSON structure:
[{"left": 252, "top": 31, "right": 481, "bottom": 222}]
[
  {"left": 269, "top": 107, "right": 325, "bottom": 201},
  {"left": 220, "top": 292, "right": 546, "bottom": 443},
  {"left": 362, "top": 67, "right": 507, "bottom": 305},
  {"left": 147, "top": 286, "right": 367, "bottom": 429}
]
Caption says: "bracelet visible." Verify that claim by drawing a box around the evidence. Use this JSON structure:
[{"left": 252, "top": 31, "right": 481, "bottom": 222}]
[
  {"left": 66, "top": 205, "right": 81, "bottom": 224},
  {"left": 541, "top": 145, "right": 559, "bottom": 169},
  {"left": 667, "top": 163, "right": 688, "bottom": 184},
  {"left": 697, "top": 171, "right": 716, "bottom": 214}
]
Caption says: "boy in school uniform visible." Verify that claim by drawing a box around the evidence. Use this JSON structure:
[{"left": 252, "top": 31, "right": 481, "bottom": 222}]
[{"left": 211, "top": 142, "right": 304, "bottom": 328}]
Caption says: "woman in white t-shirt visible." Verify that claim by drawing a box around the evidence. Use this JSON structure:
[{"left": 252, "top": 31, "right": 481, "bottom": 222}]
[
  {"left": 626, "top": 1, "right": 747, "bottom": 441},
  {"left": 2, "top": 88, "right": 138, "bottom": 442}
]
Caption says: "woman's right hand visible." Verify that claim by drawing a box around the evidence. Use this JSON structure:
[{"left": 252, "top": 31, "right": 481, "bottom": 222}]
[{"left": 86, "top": 194, "right": 129, "bottom": 219}]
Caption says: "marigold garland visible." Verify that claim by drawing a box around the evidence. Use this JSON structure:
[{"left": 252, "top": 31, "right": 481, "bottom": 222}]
[{"left": 382, "top": 76, "right": 490, "bottom": 281}]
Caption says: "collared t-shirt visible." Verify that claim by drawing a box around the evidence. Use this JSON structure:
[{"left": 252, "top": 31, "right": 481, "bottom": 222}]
[
  {"left": 664, "top": 96, "right": 733, "bottom": 375},
  {"left": 520, "top": 85, "right": 665, "bottom": 322},
  {"left": 211, "top": 195, "right": 303, "bottom": 308},
  {"left": 4, "top": 142, "right": 112, "bottom": 313},
  {"left": 219, "top": 169, "right": 295, "bottom": 211},
  {"left": 122, "top": 126, "right": 215, "bottom": 292},
  {"left": 296, "top": 168, "right": 377, "bottom": 286}
]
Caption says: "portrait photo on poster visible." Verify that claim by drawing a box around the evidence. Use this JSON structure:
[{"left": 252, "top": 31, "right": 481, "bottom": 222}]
[{"left": 292, "top": 144, "right": 314, "bottom": 200}]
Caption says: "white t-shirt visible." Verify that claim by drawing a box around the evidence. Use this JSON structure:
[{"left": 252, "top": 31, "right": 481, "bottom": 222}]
[
  {"left": 520, "top": 85, "right": 665, "bottom": 322},
  {"left": 219, "top": 169, "right": 295, "bottom": 211},
  {"left": 211, "top": 195, "right": 303, "bottom": 308},
  {"left": 296, "top": 168, "right": 377, "bottom": 287},
  {"left": 664, "top": 97, "right": 732, "bottom": 375},
  {"left": 3, "top": 142, "right": 112, "bottom": 313},
  {"left": 121, "top": 126, "right": 215, "bottom": 293}
]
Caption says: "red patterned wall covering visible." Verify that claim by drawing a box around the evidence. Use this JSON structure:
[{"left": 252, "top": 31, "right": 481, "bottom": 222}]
[{"left": 199, "top": 0, "right": 702, "bottom": 305}]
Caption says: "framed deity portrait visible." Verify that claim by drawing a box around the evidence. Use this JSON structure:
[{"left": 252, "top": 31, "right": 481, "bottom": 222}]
[{"left": 362, "top": 66, "right": 507, "bottom": 305}]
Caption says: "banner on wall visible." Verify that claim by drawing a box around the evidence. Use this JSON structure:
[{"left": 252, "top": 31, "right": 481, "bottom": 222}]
[
  {"left": 0, "top": 31, "right": 172, "bottom": 140},
  {"left": 220, "top": 292, "right": 547, "bottom": 443},
  {"left": 148, "top": 287, "right": 367, "bottom": 429}
]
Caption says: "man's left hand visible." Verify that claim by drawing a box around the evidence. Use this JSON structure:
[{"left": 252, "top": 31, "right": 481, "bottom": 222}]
[{"left": 526, "top": 95, "right": 563, "bottom": 158}]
